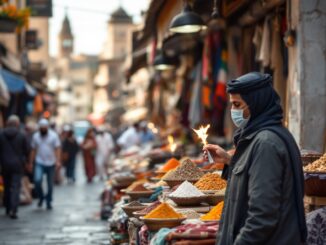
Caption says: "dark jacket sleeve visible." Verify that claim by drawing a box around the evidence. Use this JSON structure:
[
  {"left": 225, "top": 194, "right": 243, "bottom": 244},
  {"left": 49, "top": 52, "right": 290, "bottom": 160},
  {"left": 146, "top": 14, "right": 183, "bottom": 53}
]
[{"left": 234, "top": 140, "right": 285, "bottom": 245}]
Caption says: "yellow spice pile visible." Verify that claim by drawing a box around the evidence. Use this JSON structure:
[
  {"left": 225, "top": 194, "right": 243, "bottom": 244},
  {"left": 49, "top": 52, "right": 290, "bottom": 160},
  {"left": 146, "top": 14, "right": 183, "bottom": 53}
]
[{"left": 144, "top": 202, "right": 184, "bottom": 219}]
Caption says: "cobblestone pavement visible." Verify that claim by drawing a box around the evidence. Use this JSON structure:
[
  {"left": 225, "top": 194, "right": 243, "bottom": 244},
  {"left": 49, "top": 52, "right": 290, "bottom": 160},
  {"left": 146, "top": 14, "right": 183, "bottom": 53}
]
[{"left": 0, "top": 156, "right": 110, "bottom": 245}]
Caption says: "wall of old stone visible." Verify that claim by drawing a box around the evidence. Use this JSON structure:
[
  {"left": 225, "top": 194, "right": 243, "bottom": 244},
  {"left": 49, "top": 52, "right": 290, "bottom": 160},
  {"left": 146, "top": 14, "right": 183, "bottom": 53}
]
[{"left": 288, "top": 0, "right": 326, "bottom": 152}]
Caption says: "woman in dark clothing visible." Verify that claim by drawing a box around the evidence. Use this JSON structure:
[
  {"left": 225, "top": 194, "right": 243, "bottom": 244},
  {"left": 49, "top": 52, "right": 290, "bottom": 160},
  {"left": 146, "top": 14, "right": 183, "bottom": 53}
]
[
  {"left": 81, "top": 128, "right": 97, "bottom": 183},
  {"left": 62, "top": 128, "right": 79, "bottom": 183},
  {"left": 204, "top": 72, "right": 307, "bottom": 245}
]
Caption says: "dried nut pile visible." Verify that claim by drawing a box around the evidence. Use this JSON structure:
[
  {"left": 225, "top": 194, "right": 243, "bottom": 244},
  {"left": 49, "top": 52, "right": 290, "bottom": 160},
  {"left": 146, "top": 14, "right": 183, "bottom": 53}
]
[
  {"left": 163, "top": 158, "right": 204, "bottom": 181},
  {"left": 303, "top": 153, "right": 326, "bottom": 172},
  {"left": 195, "top": 173, "right": 227, "bottom": 190}
]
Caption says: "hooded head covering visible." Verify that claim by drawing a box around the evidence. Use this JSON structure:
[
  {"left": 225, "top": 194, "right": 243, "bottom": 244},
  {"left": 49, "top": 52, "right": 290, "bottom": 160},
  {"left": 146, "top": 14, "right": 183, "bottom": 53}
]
[
  {"left": 227, "top": 72, "right": 307, "bottom": 242},
  {"left": 227, "top": 72, "right": 283, "bottom": 144}
]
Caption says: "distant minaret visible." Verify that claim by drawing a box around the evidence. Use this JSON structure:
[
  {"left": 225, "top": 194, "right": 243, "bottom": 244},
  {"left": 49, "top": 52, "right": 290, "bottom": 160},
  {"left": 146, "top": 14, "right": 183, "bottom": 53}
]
[{"left": 58, "top": 11, "right": 74, "bottom": 57}]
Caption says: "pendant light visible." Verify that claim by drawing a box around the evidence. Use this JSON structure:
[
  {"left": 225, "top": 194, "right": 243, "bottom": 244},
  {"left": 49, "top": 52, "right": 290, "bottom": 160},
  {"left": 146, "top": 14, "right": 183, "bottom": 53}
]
[
  {"left": 153, "top": 53, "right": 175, "bottom": 70},
  {"left": 169, "top": 1, "right": 206, "bottom": 34}
]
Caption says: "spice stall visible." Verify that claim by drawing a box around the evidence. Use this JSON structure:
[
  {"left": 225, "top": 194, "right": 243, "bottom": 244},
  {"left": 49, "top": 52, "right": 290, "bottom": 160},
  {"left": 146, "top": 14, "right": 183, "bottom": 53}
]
[{"left": 99, "top": 124, "right": 224, "bottom": 243}]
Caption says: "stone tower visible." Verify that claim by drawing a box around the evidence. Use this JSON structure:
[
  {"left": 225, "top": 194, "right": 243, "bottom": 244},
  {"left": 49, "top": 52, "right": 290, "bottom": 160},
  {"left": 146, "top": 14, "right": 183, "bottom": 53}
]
[{"left": 58, "top": 14, "right": 73, "bottom": 57}]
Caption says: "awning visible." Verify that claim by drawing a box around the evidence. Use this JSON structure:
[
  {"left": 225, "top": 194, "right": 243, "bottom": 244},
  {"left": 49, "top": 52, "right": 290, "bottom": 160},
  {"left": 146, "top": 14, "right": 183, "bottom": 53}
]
[
  {"left": 25, "top": 81, "right": 37, "bottom": 97},
  {"left": 0, "top": 68, "right": 26, "bottom": 93}
]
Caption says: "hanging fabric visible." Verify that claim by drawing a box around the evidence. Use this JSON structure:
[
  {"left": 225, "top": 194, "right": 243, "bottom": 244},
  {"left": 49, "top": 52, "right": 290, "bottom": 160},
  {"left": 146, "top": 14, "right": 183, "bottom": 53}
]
[
  {"left": 201, "top": 34, "right": 213, "bottom": 109},
  {"left": 188, "top": 61, "right": 202, "bottom": 128}
]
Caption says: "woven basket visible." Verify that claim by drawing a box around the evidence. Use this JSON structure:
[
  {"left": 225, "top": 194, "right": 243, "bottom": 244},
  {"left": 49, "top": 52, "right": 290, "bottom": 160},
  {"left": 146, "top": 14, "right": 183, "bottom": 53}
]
[{"left": 304, "top": 172, "right": 326, "bottom": 197}]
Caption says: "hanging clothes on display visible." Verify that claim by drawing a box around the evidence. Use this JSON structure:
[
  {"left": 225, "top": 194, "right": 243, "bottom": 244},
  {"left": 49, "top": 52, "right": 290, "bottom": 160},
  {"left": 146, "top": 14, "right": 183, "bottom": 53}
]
[
  {"left": 201, "top": 34, "right": 213, "bottom": 110},
  {"left": 211, "top": 32, "right": 228, "bottom": 136},
  {"left": 188, "top": 61, "right": 202, "bottom": 128}
]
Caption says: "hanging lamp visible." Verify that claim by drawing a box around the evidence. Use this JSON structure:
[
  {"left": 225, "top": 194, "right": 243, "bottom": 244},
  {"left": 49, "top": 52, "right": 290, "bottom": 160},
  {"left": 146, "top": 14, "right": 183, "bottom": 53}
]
[
  {"left": 153, "top": 53, "right": 175, "bottom": 70},
  {"left": 169, "top": 1, "right": 206, "bottom": 33}
]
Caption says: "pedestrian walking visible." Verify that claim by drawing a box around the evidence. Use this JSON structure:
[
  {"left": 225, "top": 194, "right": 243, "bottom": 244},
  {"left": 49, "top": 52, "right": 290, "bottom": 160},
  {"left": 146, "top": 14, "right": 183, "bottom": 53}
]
[
  {"left": 203, "top": 72, "right": 307, "bottom": 244},
  {"left": 62, "top": 126, "right": 79, "bottom": 183},
  {"left": 0, "top": 115, "right": 30, "bottom": 219},
  {"left": 95, "top": 126, "right": 115, "bottom": 180},
  {"left": 81, "top": 128, "right": 97, "bottom": 183},
  {"left": 29, "top": 118, "right": 61, "bottom": 210},
  {"left": 117, "top": 123, "right": 141, "bottom": 150}
]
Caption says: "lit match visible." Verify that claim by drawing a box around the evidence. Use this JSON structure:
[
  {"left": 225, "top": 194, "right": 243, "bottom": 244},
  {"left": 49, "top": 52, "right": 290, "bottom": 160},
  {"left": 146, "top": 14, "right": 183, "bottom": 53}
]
[{"left": 193, "top": 125, "right": 214, "bottom": 163}]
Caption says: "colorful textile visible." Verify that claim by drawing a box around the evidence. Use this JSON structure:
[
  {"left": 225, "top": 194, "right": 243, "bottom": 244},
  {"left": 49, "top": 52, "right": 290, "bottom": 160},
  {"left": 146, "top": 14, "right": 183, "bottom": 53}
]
[
  {"left": 306, "top": 207, "right": 326, "bottom": 245},
  {"left": 166, "top": 222, "right": 218, "bottom": 241},
  {"left": 150, "top": 228, "right": 173, "bottom": 245}
]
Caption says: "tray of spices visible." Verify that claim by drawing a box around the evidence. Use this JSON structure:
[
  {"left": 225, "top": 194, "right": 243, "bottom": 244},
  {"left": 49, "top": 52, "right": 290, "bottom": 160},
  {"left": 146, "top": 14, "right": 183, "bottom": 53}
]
[{"left": 168, "top": 181, "right": 206, "bottom": 206}]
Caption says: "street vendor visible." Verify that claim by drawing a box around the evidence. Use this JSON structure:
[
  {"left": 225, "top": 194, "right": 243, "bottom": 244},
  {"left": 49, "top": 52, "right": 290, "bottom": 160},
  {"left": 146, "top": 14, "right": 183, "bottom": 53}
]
[{"left": 203, "top": 72, "right": 307, "bottom": 245}]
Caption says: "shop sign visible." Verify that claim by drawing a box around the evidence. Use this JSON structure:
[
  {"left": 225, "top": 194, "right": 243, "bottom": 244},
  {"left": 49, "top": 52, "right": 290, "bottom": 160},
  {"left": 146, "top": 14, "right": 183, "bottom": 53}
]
[{"left": 26, "top": 0, "right": 52, "bottom": 17}]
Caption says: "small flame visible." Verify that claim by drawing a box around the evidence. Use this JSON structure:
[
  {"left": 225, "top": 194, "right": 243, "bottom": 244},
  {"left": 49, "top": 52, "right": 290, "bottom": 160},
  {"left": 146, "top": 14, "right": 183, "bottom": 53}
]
[
  {"left": 193, "top": 124, "right": 210, "bottom": 146},
  {"left": 168, "top": 135, "right": 177, "bottom": 153},
  {"left": 148, "top": 122, "right": 158, "bottom": 134}
]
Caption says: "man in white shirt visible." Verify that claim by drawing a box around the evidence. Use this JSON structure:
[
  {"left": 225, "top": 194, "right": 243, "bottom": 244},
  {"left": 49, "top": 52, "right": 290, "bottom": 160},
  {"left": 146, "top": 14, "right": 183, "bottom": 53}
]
[
  {"left": 117, "top": 123, "right": 141, "bottom": 150},
  {"left": 29, "top": 119, "right": 61, "bottom": 210},
  {"left": 95, "top": 127, "right": 115, "bottom": 180}
]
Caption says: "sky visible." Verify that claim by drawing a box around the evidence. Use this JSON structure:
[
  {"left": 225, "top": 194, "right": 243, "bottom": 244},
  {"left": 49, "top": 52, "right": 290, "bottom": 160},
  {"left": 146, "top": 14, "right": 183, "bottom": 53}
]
[{"left": 49, "top": 0, "right": 150, "bottom": 56}]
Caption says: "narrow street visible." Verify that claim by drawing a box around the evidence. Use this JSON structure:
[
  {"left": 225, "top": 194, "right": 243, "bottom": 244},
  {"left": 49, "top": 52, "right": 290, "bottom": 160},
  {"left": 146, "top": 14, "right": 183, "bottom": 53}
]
[{"left": 0, "top": 156, "right": 109, "bottom": 245}]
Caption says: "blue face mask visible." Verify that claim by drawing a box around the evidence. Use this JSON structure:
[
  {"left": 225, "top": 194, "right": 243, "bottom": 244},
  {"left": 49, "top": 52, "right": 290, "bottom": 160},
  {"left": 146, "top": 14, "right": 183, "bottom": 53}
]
[{"left": 231, "top": 109, "right": 250, "bottom": 128}]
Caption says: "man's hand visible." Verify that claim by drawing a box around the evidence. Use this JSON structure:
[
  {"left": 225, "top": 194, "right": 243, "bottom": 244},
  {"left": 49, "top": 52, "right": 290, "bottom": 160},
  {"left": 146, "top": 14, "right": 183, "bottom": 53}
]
[{"left": 203, "top": 144, "right": 231, "bottom": 164}]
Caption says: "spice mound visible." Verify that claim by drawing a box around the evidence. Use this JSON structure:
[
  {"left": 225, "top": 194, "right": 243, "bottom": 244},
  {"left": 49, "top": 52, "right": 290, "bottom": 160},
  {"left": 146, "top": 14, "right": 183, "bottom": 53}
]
[
  {"left": 163, "top": 158, "right": 204, "bottom": 181},
  {"left": 170, "top": 181, "right": 205, "bottom": 198},
  {"left": 126, "top": 201, "right": 145, "bottom": 207},
  {"left": 126, "top": 180, "right": 150, "bottom": 192},
  {"left": 304, "top": 153, "right": 326, "bottom": 172},
  {"left": 195, "top": 173, "right": 227, "bottom": 190},
  {"left": 126, "top": 180, "right": 147, "bottom": 191},
  {"left": 201, "top": 201, "right": 224, "bottom": 221},
  {"left": 159, "top": 158, "right": 180, "bottom": 172},
  {"left": 178, "top": 209, "right": 201, "bottom": 219},
  {"left": 144, "top": 202, "right": 184, "bottom": 219},
  {"left": 137, "top": 201, "right": 161, "bottom": 216}
]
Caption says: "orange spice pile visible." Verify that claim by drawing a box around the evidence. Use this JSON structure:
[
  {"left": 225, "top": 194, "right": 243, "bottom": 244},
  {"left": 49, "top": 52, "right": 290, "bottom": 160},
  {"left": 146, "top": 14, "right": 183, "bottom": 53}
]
[
  {"left": 195, "top": 173, "right": 227, "bottom": 191},
  {"left": 159, "top": 158, "right": 180, "bottom": 172},
  {"left": 144, "top": 202, "right": 184, "bottom": 219},
  {"left": 201, "top": 201, "right": 224, "bottom": 221}
]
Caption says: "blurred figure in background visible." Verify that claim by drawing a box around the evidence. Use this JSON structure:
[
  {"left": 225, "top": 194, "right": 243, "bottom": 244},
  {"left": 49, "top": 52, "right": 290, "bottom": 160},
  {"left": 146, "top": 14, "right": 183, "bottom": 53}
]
[
  {"left": 95, "top": 126, "right": 115, "bottom": 181},
  {"left": 62, "top": 125, "right": 79, "bottom": 184},
  {"left": 0, "top": 115, "right": 30, "bottom": 219},
  {"left": 117, "top": 122, "right": 141, "bottom": 150},
  {"left": 30, "top": 119, "right": 61, "bottom": 210},
  {"left": 139, "top": 121, "right": 155, "bottom": 144},
  {"left": 81, "top": 128, "right": 97, "bottom": 183}
]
